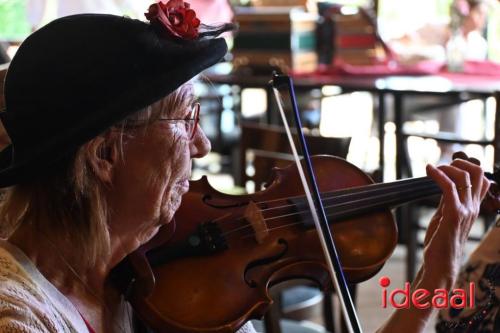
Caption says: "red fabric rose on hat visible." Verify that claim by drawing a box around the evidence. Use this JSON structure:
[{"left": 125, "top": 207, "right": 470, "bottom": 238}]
[{"left": 145, "top": 0, "right": 200, "bottom": 40}]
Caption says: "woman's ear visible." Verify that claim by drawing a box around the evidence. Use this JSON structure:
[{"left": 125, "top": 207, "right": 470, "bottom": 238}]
[{"left": 85, "top": 134, "right": 119, "bottom": 185}]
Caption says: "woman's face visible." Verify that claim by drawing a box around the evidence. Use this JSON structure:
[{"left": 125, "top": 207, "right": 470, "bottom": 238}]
[
  {"left": 463, "top": 3, "right": 488, "bottom": 33},
  {"left": 107, "top": 92, "right": 210, "bottom": 251}
]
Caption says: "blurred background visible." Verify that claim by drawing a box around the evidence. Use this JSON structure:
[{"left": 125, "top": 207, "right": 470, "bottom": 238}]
[{"left": 1, "top": 1, "right": 500, "bottom": 332}]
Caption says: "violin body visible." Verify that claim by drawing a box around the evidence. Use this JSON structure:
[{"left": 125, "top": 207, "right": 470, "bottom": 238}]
[{"left": 125, "top": 155, "right": 398, "bottom": 333}]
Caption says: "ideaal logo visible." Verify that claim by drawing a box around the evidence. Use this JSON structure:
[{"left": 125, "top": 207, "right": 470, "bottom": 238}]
[{"left": 379, "top": 276, "right": 475, "bottom": 309}]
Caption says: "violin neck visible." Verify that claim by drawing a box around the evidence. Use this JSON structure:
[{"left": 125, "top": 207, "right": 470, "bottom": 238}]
[
  {"left": 328, "top": 177, "right": 440, "bottom": 220},
  {"left": 294, "top": 177, "right": 441, "bottom": 224}
]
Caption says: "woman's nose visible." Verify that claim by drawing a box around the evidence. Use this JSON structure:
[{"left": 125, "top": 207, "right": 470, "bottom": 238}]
[{"left": 190, "top": 126, "right": 211, "bottom": 158}]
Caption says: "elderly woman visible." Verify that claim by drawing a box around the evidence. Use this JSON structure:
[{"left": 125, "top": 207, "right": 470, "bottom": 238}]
[{"left": 0, "top": 1, "right": 490, "bottom": 333}]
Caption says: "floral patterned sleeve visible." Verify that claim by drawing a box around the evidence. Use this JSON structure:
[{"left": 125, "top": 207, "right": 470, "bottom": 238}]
[{"left": 436, "top": 222, "right": 500, "bottom": 333}]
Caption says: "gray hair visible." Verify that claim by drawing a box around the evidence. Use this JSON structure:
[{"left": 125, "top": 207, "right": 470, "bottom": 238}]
[{"left": 0, "top": 82, "right": 195, "bottom": 268}]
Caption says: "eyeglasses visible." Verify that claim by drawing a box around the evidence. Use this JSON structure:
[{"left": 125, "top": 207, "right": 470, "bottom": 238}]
[{"left": 157, "top": 102, "right": 200, "bottom": 140}]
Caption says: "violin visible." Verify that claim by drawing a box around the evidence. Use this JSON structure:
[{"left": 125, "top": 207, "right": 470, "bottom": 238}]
[{"left": 112, "top": 154, "right": 500, "bottom": 333}]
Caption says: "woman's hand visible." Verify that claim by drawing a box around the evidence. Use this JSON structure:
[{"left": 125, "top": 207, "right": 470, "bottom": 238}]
[
  {"left": 376, "top": 153, "right": 490, "bottom": 333},
  {"left": 422, "top": 153, "right": 490, "bottom": 289}
]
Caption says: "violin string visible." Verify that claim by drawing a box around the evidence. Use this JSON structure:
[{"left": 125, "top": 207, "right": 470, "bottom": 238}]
[
  {"left": 210, "top": 212, "right": 233, "bottom": 224},
  {"left": 263, "top": 177, "right": 433, "bottom": 211},
  {"left": 221, "top": 223, "right": 254, "bottom": 236},
  {"left": 264, "top": 182, "right": 437, "bottom": 222},
  {"left": 216, "top": 177, "right": 434, "bottom": 228},
  {"left": 236, "top": 203, "right": 387, "bottom": 241},
  {"left": 239, "top": 221, "right": 304, "bottom": 240},
  {"left": 220, "top": 182, "right": 438, "bottom": 239},
  {"left": 254, "top": 176, "right": 432, "bottom": 213},
  {"left": 233, "top": 193, "right": 422, "bottom": 242},
  {"left": 220, "top": 182, "right": 437, "bottom": 239},
  {"left": 218, "top": 180, "right": 436, "bottom": 234},
  {"left": 215, "top": 177, "right": 435, "bottom": 237}
]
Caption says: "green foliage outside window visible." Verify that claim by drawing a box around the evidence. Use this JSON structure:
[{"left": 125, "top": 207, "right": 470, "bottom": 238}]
[
  {"left": 379, "top": 0, "right": 500, "bottom": 62},
  {"left": 0, "top": 0, "right": 30, "bottom": 40}
]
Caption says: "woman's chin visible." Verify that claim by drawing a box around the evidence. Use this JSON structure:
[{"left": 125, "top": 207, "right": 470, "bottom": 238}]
[{"left": 139, "top": 225, "right": 162, "bottom": 246}]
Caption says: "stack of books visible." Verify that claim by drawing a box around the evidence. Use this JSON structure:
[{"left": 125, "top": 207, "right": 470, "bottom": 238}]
[
  {"left": 232, "top": 6, "right": 318, "bottom": 74},
  {"left": 317, "top": 3, "right": 390, "bottom": 67}
]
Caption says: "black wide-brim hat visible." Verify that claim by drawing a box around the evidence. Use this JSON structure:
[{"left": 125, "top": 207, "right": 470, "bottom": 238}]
[{"left": 0, "top": 13, "right": 228, "bottom": 187}]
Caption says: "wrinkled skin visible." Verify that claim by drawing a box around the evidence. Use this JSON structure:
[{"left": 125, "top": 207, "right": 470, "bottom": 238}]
[
  {"left": 376, "top": 155, "right": 490, "bottom": 333},
  {"left": 107, "top": 96, "right": 211, "bottom": 259}
]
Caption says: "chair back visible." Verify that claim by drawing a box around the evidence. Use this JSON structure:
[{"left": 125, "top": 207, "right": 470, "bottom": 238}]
[{"left": 239, "top": 121, "right": 351, "bottom": 191}]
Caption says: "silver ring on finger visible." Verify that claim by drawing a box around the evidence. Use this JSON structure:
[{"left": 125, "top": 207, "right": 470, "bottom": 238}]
[{"left": 456, "top": 184, "right": 472, "bottom": 192}]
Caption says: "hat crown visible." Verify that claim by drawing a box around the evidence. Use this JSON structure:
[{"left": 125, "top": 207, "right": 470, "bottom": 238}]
[
  {"left": 0, "top": 13, "right": 227, "bottom": 186},
  {"left": 5, "top": 15, "right": 183, "bottom": 144}
]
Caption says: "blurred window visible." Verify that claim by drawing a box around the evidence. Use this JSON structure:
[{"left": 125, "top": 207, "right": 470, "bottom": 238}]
[
  {"left": 378, "top": 0, "right": 500, "bottom": 62},
  {"left": 0, "top": 0, "right": 30, "bottom": 41},
  {"left": 488, "top": 4, "right": 500, "bottom": 61},
  {"left": 378, "top": 0, "right": 452, "bottom": 40}
]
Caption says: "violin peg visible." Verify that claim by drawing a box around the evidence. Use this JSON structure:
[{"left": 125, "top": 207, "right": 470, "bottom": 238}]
[
  {"left": 469, "top": 157, "right": 481, "bottom": 166},
  {"left": 451, "top": 151, "right": 480, "bottom": 166},
  {"left": 452, "top": 151, "right": 468, "bottom": 161}
]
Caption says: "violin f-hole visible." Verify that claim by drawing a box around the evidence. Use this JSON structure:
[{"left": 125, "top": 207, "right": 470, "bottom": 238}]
[{"left": 244, "top": 238, "right": 288, "bottom": 288}]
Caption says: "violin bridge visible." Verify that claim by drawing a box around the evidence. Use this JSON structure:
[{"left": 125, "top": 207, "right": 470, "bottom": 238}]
[{"left": 245, "top": 201, "right": 268, "bottom": 244}]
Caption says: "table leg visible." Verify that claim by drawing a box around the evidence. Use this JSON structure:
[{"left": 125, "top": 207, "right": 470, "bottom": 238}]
[
  {"left": 393, "top": 92, "right": 416, "bottom": 280},
  {"left": 267, "top": 85, "right": 280, "bottom": 125},
  {"left": 495, "top": 92, "right": 500, "bottom": 166},
  {"left": 378, "top": 92, "right": 386, "bottom": 181},
  {"left": 394, "top": 93, "right": 404, "bottom": 179}
]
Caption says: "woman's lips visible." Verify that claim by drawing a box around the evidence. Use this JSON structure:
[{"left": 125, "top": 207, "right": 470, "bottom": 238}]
[{"left": 177, "top": 179, "right": 189, "bottom": 192}]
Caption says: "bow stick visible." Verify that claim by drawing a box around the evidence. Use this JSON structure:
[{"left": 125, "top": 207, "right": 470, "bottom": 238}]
[{"left": 270, "top": 73, "right": 363, "bottom": 333}]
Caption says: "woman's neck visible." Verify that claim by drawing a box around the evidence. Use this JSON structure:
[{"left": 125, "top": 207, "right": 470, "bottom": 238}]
[
  {"left": 8, "top": 223, "right": 131, "bottom": 332},
  {"left": 10, "top": 223, "right": 107, "bottom": 290}
]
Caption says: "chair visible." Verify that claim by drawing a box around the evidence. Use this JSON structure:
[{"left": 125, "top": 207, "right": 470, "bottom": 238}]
[
  {"left": 238, "top": 121, "right": 352, "bottom": 333},
  {"left": 238, "top": 121, "right": 351, "bottom": 191}
]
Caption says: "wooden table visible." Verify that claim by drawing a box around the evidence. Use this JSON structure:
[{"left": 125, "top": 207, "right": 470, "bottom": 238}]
[{"left": 204, "top": 70, "right": 500, "bottom": 179}]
